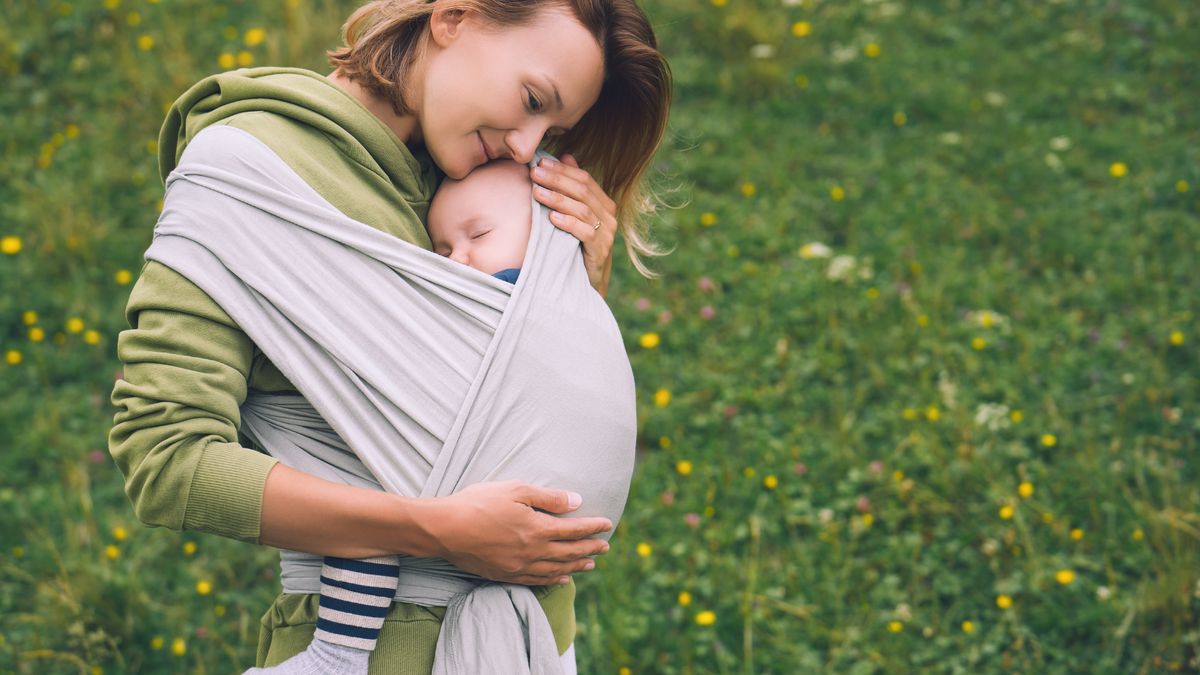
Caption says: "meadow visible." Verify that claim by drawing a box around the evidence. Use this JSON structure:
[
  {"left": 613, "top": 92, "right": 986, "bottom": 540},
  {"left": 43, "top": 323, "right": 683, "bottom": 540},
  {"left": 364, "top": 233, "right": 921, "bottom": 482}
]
[{"left": 1, "top": 0, "right": 1197, "bottom": 672}]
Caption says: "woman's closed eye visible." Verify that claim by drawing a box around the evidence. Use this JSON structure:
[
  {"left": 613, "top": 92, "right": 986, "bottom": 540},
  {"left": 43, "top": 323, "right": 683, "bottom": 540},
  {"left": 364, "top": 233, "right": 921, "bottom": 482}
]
[{"left": 525, "top": 88, "right": 543, "bottom": 114}]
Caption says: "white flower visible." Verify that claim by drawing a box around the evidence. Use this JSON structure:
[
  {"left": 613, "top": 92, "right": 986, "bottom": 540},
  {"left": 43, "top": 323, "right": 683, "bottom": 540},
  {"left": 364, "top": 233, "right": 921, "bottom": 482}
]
[
  {"left": 877, "top": 2, "right": 903, "bottom": 18},
  {"left": 980, "top": 539, "right": 1000, "bottom": 556},
  {"left": 750, "top": 44, "right": 776, "bottom": 59},
  {"left": 830, "top": 43, "right": 858, "bottom": 64},
  {"left": 984, "top": 91, "right": 1007, "bottom": 107},
  {"left": 1044, "top": 153, "right": 1064, "bottom": 171},
  {"left": 799, "top": 242, "right": 833, "bottom": 259},
  {"left": 974, "top": 403, "right": 1011, "bottom": 431},
  {"left": 827, "top": 255, "right": 857, "bottom": 281},
  {"left": 965, "top": 309, "right": 1011, "bottom": 332},
  {"left": 894, "top": 603, "right": 912, "bottom": 621},
  {"left": 1096, "top": 586, "right": 1112, "bottom": 601},
  {"left": 938, "top": 131, "right": 962, "bottom": 145},
  {"left": 1050, "top": 136, "right": 1071, "bottom": 151},
  {"left": 818, "top": 508, "right": 834, "bottom": 524}
]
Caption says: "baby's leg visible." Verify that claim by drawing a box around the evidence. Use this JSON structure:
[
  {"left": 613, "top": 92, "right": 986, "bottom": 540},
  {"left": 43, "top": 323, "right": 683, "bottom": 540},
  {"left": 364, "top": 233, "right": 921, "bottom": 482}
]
[{"left": 246, "top": 555, "right": 400, "bottom": 675}]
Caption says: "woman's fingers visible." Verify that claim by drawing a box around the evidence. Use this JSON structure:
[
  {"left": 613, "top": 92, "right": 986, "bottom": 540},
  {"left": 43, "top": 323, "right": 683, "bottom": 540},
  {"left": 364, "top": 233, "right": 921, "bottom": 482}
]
[{"left": 530, "top": 156, "right": 617, "bottom": 297}]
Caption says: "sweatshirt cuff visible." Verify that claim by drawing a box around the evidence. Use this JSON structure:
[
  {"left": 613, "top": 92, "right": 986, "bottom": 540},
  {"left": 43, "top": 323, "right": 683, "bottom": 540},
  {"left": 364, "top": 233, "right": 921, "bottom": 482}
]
[{"left": 183, "top": 441, "right": 279, "bottom": 543}]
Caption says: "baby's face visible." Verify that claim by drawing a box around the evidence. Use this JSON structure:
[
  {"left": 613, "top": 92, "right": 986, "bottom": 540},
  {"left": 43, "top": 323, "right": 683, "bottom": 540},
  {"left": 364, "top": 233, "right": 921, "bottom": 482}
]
[{"left": 427, "top": 160, "right": 532, "bottom": 276}]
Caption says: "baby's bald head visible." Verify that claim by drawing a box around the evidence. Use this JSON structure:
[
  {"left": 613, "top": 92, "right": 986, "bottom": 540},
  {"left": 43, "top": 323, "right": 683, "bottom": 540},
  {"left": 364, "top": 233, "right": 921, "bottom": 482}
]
[{"left": 427, "top": 160, "right": 533, "bottom": 275}]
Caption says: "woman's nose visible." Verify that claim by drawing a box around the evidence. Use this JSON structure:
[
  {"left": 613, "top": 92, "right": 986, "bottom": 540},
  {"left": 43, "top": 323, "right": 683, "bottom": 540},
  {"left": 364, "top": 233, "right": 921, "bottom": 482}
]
[{"left": 505, "top": 125, "right": 546, "bottom": 164}]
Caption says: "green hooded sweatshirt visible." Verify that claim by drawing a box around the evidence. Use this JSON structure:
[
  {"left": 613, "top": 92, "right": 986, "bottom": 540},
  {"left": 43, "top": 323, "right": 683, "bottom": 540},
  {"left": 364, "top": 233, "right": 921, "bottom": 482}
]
[{"left": 108, "top": 67, "right": 576, "bottom": 671}]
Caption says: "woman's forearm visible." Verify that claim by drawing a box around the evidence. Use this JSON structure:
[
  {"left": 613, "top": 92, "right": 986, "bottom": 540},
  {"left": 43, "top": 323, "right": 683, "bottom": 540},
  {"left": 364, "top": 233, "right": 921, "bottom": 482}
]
[{"left": 259, "top": 463, "right": 440, "bottom": 559}]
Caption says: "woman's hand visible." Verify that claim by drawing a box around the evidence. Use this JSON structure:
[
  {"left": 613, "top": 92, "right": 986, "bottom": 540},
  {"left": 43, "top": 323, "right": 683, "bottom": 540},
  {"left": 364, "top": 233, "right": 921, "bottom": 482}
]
[
  {"left": 419, "top": 480, "right": 613, "bottom": 587},
  {"left": 531, "top": 154, "right": 617, "bottom": 298}
]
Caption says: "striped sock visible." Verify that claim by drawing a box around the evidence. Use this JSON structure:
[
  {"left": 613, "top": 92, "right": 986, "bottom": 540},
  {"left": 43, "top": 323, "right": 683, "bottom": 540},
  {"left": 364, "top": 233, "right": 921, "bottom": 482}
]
[{"left": 314, "top": 555, "right": 401, "bottom": 651}]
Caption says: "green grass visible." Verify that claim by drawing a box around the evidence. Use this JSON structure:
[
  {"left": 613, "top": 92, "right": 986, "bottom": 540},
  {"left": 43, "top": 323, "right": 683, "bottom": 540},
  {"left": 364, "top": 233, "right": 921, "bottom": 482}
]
[{"left": 2, "top": 0, "right": 1198, "bottom": 672}]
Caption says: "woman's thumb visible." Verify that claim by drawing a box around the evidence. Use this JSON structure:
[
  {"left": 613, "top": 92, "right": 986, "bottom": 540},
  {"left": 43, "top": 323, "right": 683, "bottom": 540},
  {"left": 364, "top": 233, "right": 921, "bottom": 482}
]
[{"left": 526, "top": 486, "right": 583, "bottom": 513}]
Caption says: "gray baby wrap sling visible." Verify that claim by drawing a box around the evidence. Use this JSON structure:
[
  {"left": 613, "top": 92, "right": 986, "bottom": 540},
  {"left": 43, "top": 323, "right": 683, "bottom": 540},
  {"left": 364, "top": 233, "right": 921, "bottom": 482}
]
[{"left": 144, "top": 125, "right": 637, "bottom": 674}]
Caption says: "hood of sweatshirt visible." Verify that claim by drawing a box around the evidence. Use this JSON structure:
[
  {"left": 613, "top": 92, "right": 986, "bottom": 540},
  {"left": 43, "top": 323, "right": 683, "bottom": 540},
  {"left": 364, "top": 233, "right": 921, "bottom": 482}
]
[{"left": 158, "top": 66, "right": 440, "bottom": 204}]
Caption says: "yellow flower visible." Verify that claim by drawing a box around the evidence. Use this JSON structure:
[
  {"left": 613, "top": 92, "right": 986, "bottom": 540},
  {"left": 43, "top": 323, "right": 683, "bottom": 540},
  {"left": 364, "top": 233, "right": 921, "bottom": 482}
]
[
  {"left": 995, "top": 594, "right": 1013, "bottom": 609},
  {"left": 1169, "top": 330, "right": 1184, "bottom": 346},
  {"left": 103, "top": 0, "right": 119, "bottom": 9},
  {"left": 218, "top": 52, "right": 236, "bottom": 70},
  {"left": 710, "top": 0, "right": 726, "bottom": 6},
  {"left": 1042, "top": 512, "right": 1054, "bottom": 524},
  {"left": 703, "top": 506, "right": 715, "bottom": 517},
  {"left": 182, "top": 541, "right": 197, "bottom": 556},
  {"left": 998, "top": 505, "right": 1014, "bottom": 520},
  {"left": 22, "top": 311, "right": 37, "bottom": 325},
  {"left": 864, "top": 43, "right": 881, "bottom": 58},
  {"left": 1055, "top": 569, "right": 1075, "bottom": 585},
  {"left": 893, "top": 111, "right": 906, "bottom": 127},
  {"left": 1018, "top": 482, "right": 1033, "bottom": 498},
  {"left": 961, "top": 620, "right": 974, "bottom": 634},
  {"left": 794, "top": 74, "right": 809, "bottom": 89},
  {"left": 892, "top": 470, "right": 905, "bottom": 482},
  {"left": 84, "top": 330, "right": 101, "bottom": 345},
  {"left": 618, "top": 669, "right": 631, "bottom": 675},
  {"left": 742, "top": 466, "right": 755, "bottom": 478},
  {"left": 866, "top": 287, "right": 879, "bottom": 299},
  {"left": 66, "top": 124, "right": 79, "bottom": 139},
  {"left": 676, "top": 460, "right": 693, "bottom": 476},
  {"left": 1132, "top": 528, "right": 1144, "bottom": 541},
  {"left": 112, "top": 526, "right": 128, "bottom": 542},
  {"left": 126, "top": 10, "right": 140, "bottom": 25},
  {"left": 244, "top": 28, "right": 266, "bottom": 47},
  {"left": 196, "top": 579, "right": 212, "bottom": 595},
  {"left": 105, "top": 545, "right": 120, "bottom": 559},
  {"left": 695, "top": 610, "right": 716, "bottom": 626},
  {"left": 1176, "top": 179, "right": 1190, "bottom": 193},
  {"left": 1070, "top": 528, "right": 1084, "bottom": 540},
  {"left": 636, "top": 542, "right": 651, "bottom": 557},
  {"left": 1109, "top": 162, "right": 1128, "bottom": 178},
  {"left": 653, "top": 388, "right": 671, "bottom": 407},
  {"left": 171, "top": 637, "right": 186, "bottom": 656},
  {"left": 740, "top": 182, "right": 756, "bottom": 198},
  {"left": 12, "top": 546, "right": 23, "bottom": 558},
  {"left": 115, "top": 269, "right": 132, "bottom": 285},
  {"left": 659, "top": 436, "right": 671, "bottom": 449},
  {"left": 916, "top": 314, "right": 929, "bottom": 327},
  {"left": 66, "top": 318, "right": 84, "bottom": 333},
  {"left": 861, "top": 513, "right": 874, "bottom": 527},
  {"left": 887, "top": 621, "right": 903, "bottom": 633},
  {"left": 1009, "top": 410, "right": 1023, "bottom": 423},
  {"left": 1041, "top": 434, "right": 1057, "bottom": 447},
  {"left": 830, "top": 185, "right": 845, "bottom": 201},
  {"left": 971, "top": 337, "right": 987, "bottom": 350},
  {"left": 150, "top": 636, "right": 164, "bottom": 650},
  {"left": 925, "top": 406, "right": 940, "bottom": 422},
  {"left": 137, "top": 34, "right": 154, "bottom": 51},
  {"left": 763, "top": 475, "right": 778, "bottom": 490},
  {"left": 902, "top": 408, "right": 917, "bottom": 421},
  {"left": 29, "top": 327, "right": 45, "bottom": 342},
  {"left": 237, "top": 51, "right": 254, "bottom": 67},
  {"left": 1, "top": 236, "right": 21, "bottom": 255},
  {"left": 639, "top": 332, "right": 660, "bottom": 349},
  {"left": 677, "top": 591, "right": 692, "bottom": 606},
  {"left": 5, "top": 350, "right": 22, "bottom": 366},
  {"left": 699, "top": 212, "right": 717, "bottom": 227},
  {"left": 791, "top": 21, "right": 811, "bottom": 37}
]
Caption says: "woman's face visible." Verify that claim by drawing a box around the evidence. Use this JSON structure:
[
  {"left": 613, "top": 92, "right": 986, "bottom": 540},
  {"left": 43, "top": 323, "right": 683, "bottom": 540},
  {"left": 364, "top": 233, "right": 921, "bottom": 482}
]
[{"left": 417, "top": 7, "right": 605, "bottom": 180}]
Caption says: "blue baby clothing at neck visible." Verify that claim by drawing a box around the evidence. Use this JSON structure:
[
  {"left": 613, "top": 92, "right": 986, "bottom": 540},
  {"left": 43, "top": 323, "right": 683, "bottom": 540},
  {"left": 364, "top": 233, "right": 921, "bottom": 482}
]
[{"left": 492, "top": 267, "right": 521, "bottom": 284}]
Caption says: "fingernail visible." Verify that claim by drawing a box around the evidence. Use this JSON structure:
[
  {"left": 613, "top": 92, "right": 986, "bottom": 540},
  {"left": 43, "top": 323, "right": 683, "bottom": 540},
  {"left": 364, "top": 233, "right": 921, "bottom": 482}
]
[
  {"left": 532, "top": 167, "right": 547, "bottom": 179},
  {"left": 567, "top": 491, "right": 582, "bottom": 508},
  {"left": 584, "top": 560, "right": 595, "bottom": 570},
  {"left": 535, "top": 185, "right": 550, "bottom": 196}
]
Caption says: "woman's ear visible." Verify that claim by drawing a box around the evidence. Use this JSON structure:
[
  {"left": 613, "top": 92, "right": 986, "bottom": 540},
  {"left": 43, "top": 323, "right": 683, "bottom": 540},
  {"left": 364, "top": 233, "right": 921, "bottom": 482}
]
[{"left": 428, "top": 7, "right": 470, "bottom": 48}]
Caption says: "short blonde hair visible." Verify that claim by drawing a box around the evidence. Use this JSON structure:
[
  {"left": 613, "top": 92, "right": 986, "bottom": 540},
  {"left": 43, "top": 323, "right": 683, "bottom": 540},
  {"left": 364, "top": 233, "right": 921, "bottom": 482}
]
[{"left": 328, "top": 0, "right": 673, "bottom": 278}]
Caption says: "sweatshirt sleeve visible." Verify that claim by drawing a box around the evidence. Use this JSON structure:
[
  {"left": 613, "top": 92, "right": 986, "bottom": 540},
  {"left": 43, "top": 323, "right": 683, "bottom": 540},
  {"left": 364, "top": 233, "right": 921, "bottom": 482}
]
[{"left": 108, "top": 259, "right": 279, "bottom": 543}]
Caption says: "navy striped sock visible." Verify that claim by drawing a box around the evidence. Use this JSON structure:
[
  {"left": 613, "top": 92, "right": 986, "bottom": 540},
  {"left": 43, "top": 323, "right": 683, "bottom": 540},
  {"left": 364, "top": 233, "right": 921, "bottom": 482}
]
[{"left": 313, "top": 555, "right": 401, "bottom": 651}]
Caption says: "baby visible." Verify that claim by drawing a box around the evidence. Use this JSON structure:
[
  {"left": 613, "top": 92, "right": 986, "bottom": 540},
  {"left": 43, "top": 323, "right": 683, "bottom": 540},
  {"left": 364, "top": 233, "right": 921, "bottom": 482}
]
[
  {"left": 428, "top": 158, "right": 535, "bottom": 285},
  {"left": 251, "top": 160, "right": 536, "bottom": 675}
]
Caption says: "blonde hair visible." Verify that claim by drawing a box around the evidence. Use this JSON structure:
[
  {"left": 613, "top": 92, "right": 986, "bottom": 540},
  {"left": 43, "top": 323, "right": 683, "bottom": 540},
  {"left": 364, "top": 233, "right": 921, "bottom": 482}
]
[{"left": 328, "top": 0, "right": 673, "bottom": 278}]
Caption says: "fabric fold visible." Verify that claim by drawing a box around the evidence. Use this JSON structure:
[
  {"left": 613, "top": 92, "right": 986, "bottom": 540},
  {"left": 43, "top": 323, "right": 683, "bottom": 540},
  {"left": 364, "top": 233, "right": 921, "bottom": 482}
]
[{"left": 144, "top": 124, "right": 637, "bottom": 674}]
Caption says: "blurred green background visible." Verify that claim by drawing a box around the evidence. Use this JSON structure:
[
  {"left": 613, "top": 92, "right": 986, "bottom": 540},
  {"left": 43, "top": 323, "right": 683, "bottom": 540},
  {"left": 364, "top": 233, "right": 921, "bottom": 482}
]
[{"left": 2, "top": 0, "right": 1198, "bottom": 672}]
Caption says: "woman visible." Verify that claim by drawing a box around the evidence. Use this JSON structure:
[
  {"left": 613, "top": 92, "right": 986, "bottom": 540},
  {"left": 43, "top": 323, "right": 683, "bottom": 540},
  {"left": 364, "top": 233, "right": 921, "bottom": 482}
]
[{"left": 108, "top": 0, "right": 671, "bottom": 672}]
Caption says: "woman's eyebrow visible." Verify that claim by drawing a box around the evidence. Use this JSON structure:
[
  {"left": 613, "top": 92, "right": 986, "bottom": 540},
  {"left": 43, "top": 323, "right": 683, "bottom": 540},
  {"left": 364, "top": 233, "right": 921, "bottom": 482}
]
[{"left": 540, "top": 74, "right": 564, "bottom": 112}]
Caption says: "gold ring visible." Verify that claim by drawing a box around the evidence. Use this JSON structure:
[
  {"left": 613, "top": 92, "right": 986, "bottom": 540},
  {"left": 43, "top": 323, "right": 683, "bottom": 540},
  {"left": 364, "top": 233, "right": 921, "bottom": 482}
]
[{"left": 593, "top": 220, "right": 601, "bottom": 231}]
